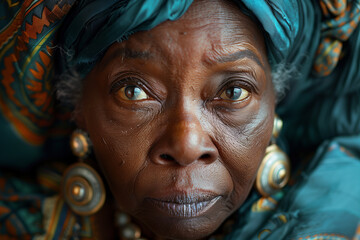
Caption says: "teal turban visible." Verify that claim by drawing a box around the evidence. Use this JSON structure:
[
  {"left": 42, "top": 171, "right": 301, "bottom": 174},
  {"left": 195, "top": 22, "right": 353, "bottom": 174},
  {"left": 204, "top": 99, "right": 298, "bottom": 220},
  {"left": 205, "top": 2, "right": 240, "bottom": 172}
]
[{"left": 57, "top": 0, "right": 301, "bottom": 75}]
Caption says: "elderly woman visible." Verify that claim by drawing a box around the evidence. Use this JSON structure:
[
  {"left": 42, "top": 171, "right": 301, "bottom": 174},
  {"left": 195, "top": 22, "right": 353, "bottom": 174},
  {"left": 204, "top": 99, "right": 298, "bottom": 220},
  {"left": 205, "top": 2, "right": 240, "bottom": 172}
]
[{"left": 0, "top": 0, "right": 360, "bottom": 239}]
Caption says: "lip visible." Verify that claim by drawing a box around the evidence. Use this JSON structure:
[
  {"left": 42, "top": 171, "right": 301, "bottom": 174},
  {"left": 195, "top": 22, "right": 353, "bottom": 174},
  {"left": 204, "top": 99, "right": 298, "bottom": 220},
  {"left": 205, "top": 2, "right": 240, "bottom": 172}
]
[{"left": 145, "top": 190, "right": 222, "bottom": 218}]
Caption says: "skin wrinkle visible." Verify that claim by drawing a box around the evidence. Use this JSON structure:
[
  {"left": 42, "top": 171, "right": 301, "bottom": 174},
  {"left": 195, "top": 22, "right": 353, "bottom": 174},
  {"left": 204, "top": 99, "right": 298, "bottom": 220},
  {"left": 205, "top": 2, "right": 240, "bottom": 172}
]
[
  {"left": 214, "top": 50, "right": 264, "bottom": 69},
  {"left": 203, "top": 68, "right": 263, "bottom": 102},
  {"left": 210, "top": 86, "right": 273, "bottom": 215},
  {"left": 133, "top": 157, "right": 149, "bottom": 198},
  {"left": 206, "top": 106, "right": 260, "bottom": 201},
  {"left": 205, "top": 46, "right": 265, "bottom": 68},
  {"left": 74, "top": 0, "right": 275, "bottom": 239}
]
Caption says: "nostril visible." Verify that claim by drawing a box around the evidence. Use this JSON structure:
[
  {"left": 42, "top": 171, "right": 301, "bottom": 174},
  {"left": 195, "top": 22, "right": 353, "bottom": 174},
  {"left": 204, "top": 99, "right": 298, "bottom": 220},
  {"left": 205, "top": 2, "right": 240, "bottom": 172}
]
[
  {"left": 160, "top": 154, "right": 175, "bottom": 161},
  {"left": 199, "top": 153, "right": 211, "bottom": 160}
]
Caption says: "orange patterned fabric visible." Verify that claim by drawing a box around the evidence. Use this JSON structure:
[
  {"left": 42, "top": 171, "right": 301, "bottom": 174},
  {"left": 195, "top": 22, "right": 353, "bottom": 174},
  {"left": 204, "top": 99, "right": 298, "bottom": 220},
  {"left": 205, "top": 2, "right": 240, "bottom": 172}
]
[
  {"left": 0, "top": 0, "right": 74, "bottom": 147},
  {"left": 313, "top": 0, "right": 360, "bottom": 76}
]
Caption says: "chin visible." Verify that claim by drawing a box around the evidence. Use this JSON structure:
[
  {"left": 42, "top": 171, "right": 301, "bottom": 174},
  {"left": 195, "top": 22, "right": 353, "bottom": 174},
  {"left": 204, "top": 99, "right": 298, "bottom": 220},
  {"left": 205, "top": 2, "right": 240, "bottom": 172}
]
[
  {"left": 139, "top": 215, "right": 225, "bottom": 240},
  {"left": 133, "top": 196, "right": 231, "bottom": 240}
]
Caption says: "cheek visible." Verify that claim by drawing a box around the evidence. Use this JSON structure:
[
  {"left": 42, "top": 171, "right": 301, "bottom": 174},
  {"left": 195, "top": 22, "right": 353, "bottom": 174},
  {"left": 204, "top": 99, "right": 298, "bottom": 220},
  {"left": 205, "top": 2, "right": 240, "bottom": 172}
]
[
  {"left": 213, "top": 90, "right": 274, "bottom": 206},
  {"left": 79, "top": 76, "right": 157, "bottom": 210},
  {"left": 88, "top": 126, "right": 155, "bottom": 211}
]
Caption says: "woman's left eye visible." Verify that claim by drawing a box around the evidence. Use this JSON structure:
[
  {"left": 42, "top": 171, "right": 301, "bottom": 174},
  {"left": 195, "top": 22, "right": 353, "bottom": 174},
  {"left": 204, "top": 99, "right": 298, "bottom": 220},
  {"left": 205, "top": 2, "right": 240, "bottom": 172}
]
[
  {"left": 118, "top": 85, "right": 149, "bottom": 101},
  {"left": 220, "top": 86, "right": 249, "bottom": 101}
]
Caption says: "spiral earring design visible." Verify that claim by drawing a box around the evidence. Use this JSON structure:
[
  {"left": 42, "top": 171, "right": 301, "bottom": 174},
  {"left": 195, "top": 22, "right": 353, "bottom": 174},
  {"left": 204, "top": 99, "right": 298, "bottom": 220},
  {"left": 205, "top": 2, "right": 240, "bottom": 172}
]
[
  {"left": 255, "top": 116, "right": 291, "bottom": 197},
  {"left": 62, "top": 162, "right": 106, "bottom": 216},
  {"left": 62, "top": 129, "right": 106, "bottom": 216},
  {"left": 255, "top": 145, "right": 290, "bottom": 197}
]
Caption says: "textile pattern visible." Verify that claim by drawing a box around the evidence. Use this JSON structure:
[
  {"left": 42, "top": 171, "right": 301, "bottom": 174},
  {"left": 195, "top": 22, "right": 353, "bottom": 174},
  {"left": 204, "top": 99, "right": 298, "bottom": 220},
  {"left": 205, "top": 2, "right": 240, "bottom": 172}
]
[
  {"left": 0, "top": 162, "right": 94, "bottom": 239},
  {"left": 0, "top": 0, "right": 75, "bottom": 168},
  {"left": 313, "top": 0, "right": 360, "bottom": 76}
]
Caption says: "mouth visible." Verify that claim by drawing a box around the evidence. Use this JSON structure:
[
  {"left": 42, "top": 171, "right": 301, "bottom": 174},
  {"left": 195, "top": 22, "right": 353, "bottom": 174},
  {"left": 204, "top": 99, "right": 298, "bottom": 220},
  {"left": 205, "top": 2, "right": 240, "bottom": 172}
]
[{"left": 146, "top": 191, "right": 222, "bottom": 218}]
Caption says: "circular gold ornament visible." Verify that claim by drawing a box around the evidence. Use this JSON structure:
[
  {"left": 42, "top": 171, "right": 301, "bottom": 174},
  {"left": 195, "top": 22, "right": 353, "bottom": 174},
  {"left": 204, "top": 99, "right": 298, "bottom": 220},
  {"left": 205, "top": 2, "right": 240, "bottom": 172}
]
[
  {"left": 62, "top": 163, "right": 105, "bottom": 216},
  {"left": 272, "top": 115, "right": 283, "bottom": 139},
  {"left": 70, "top": 130, "right": 91, "bottom": 159},
  {"left": 255, "top": 144, "right": 290, "bottom": 197},
  {"left": 66, "top": 176, "right": 93, "bottom": 206}
]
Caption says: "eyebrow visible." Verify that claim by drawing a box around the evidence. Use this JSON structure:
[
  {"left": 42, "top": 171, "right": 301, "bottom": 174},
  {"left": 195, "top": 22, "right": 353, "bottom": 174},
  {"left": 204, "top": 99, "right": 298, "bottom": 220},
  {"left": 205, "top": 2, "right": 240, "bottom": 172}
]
[
  {"left": 207, "top": 50, "right": 265, "bottom": 69},
  {"left": 104, "top": 47, "right": 264, "bottom": 70},
  {"left": 103, "top": 48, "right": 153, "bottom": 65}
]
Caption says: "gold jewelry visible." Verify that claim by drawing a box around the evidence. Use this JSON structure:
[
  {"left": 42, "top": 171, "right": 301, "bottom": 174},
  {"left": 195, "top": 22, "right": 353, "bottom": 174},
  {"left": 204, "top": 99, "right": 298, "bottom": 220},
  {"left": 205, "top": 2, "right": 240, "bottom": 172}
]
[
  {"left": 272, "top": 115, "right": 283, "bottom": 139},
  {"left": 62, "top": 129, "right": 106, "bottom": 216},
  {"left": 62, "top": 162, "right": 106, "bottom": 216},
  {"left": 70, "top": 129, "right": 92, "bottom": 159},
  {"left": 255, "top": 115, "right": 290, "bottom": 197},
  {"left": 255, "top": 144, "right": 290, "bottom": 197}
]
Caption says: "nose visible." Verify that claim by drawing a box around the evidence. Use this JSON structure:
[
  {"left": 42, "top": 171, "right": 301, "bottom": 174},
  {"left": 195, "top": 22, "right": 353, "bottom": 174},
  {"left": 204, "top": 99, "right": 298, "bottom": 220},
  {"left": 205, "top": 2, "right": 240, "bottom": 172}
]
[{"left": 150, "top": 114, "right": 219, "bottom": 166}]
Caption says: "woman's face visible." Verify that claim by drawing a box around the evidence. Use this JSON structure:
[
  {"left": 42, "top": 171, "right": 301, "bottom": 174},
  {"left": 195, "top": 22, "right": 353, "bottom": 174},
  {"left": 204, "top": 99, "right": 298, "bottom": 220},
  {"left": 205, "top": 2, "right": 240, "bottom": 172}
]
[{"left": 76, "top": 0, "right": 275, "bottom": 239}]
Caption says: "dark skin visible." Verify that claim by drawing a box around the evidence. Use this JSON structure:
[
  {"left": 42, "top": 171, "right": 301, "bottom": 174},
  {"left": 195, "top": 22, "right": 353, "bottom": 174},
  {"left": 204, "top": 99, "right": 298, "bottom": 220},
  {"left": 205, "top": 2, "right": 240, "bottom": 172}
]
[{"left": 75, "top": 0, "right": 275, "bottom": 239}]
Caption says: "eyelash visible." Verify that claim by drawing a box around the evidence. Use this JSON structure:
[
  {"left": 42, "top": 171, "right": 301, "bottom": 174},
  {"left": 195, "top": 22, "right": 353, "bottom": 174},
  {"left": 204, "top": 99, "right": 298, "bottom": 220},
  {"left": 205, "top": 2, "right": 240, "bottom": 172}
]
[
  {"left": 216, "top": 78, "right": 256, "bottom": 97},
  {"left": 110, "top": 76, "right": 147, "bottom": 94},
  {"left": 109, "top": 74, "right": 257, "bottom": 104}
]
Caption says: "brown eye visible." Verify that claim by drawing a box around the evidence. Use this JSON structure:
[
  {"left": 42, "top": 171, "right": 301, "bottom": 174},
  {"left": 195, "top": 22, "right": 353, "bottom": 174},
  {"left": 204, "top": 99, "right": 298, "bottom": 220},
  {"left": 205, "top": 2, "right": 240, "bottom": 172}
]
[
  {"left": 118, "top": 85, "right": 149, "bottom": 101},
  {"left": 220, "top": 86, "right": 249, "bottom": 101}
]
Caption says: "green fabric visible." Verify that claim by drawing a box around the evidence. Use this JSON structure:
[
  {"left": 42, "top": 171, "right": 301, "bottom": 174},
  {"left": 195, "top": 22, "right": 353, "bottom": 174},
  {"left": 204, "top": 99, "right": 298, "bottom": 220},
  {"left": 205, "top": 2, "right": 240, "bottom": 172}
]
[
  {"left": 275, "top": 0, "right": 360, "bottom": 152},
  {"left": 278, "top": 19, "right": 360, "bottom": 153},
  {"left": 226, "top": 135, "right": 360, "bottom": 239},
  {"left": 236, "top": 0, "right": 300, "bottom": 64}
]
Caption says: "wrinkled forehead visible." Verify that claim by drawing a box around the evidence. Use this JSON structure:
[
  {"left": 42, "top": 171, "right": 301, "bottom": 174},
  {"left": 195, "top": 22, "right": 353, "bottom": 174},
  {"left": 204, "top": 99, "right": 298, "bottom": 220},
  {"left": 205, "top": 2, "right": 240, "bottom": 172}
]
[
  {"left": 102, "top": 0, "right": 267, "bottom": 67},
  {"left": 59, "top": 0, "right": 298, "bottom": 78},
  {"left": 159, "top": 0, "right": 265, "bottom": 46}
]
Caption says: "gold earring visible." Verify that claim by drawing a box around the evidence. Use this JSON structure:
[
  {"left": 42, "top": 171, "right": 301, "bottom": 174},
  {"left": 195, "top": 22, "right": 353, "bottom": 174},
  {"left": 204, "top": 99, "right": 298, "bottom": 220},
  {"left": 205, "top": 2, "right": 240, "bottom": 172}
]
[
  {"left": 62, "top": 129, "right": 106, "bottom": 216},
  {"left": 70, "top": 129, "right": 92, "bottom": 159},
  {"left": 255, "top": 116, "right": 290, "bottom": 197}
]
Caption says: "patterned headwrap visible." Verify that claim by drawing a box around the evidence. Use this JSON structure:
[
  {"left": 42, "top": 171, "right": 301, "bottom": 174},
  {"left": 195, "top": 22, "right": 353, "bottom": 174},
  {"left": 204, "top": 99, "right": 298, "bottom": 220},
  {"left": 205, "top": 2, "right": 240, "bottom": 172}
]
[
  {"left": 0, "top": 0, "right": 76, "bottom": 168},
  {"left": 0, "top": 0, "right": 359, "bottom": 167}
]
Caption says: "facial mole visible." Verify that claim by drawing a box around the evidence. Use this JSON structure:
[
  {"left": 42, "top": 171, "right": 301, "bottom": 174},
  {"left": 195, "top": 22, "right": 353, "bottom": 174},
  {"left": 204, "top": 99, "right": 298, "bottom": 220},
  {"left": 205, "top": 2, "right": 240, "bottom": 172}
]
[{"left": 180, "top": 32, "right": 187, "bottom": 35}]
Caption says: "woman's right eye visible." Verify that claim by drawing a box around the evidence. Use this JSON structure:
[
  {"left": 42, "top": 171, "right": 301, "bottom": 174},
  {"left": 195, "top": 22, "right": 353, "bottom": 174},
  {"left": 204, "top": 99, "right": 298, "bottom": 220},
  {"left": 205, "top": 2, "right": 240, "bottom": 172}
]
[{"left": 117, "top": 85, "right": 149, "bottom": 101}]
